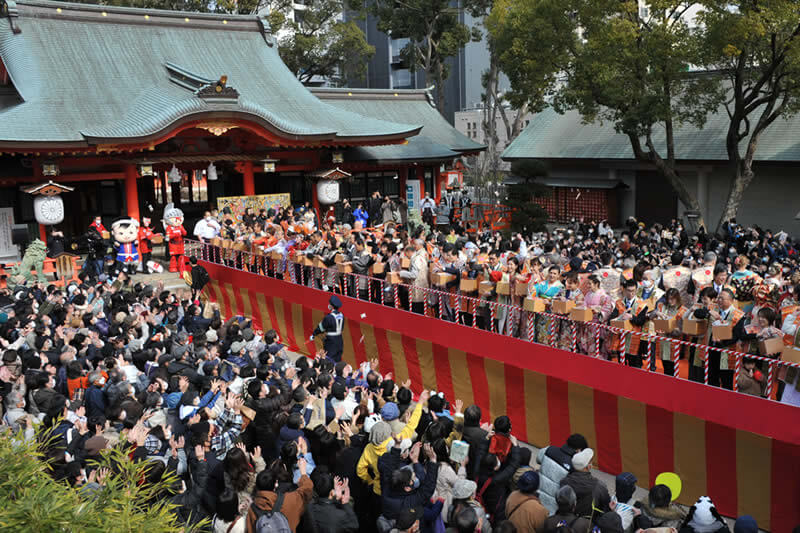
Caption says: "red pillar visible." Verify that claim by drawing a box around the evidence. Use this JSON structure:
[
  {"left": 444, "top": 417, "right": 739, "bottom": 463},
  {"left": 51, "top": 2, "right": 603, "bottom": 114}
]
[
  {"left": 124, "top": 164, "right": 140, "bottom": 220},
  {"left": 311, "top": 180, "right": 321, "bottom": 225},
  {"left": 39, "top": 224, "right": 47, "bottom": 243},
  {"left": 242, "top": 161, "right": 255, "bottom": 196}
]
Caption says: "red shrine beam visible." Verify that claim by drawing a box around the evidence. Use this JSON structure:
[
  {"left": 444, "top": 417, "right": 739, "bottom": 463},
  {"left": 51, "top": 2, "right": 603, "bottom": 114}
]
[{"left": 200, "top": 261, "right": 800, "bottom": 531}]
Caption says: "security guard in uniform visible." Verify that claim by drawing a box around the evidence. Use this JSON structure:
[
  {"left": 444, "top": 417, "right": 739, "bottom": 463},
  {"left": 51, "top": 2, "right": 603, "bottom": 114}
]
[{"left": 310, "top": 295, "right": 345, "bottom": 362}]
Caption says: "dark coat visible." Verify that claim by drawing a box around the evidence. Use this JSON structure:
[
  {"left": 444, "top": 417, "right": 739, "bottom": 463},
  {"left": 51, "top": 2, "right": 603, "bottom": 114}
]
[
  {"left": 379, "top": 460, "right": 438, "bottom": 520},
  {"left": 560, "top": 470, "right": 606, "bottom": 518},
  {"left": 461, "top": 425, "right": 488, "bottom": 480},
  {"left": 85, "top": 384, "right": 106, "bottom": 418},
  {"left": 475, "top": 445, "right": 521, "bottom": 521},
  {"left": 300, "top": 498, "right": 359, "bottom": 533}
]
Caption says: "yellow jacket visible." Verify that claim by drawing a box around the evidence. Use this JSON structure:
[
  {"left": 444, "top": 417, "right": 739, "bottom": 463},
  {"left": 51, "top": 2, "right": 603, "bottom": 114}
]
[{"left": 356, "top": 402, "right": 423, "bottom": 495}]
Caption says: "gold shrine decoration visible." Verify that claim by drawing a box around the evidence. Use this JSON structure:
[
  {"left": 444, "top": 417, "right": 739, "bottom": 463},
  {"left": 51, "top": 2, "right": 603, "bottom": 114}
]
[{"left": 199, "top": 123, "right": 239, "bottom": 136}]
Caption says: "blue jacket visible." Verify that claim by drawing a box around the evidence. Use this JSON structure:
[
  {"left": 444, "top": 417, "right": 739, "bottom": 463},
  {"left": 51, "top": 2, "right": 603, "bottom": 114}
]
[
  {"left": 353, "top": 208, "right": 369, "bottom": 227},
  {"left": 85, "top": 385, "right": 106, "bottom": 418}
]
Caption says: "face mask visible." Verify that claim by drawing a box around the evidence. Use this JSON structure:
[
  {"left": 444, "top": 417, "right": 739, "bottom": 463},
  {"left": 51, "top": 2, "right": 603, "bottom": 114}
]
[{"left": 641, "top": 280, "right": 653, "bottom": 289}]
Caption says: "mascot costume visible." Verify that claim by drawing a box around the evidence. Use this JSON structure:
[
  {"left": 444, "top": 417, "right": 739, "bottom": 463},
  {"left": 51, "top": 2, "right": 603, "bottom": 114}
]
[
  {"left": 111, "top": 218, "right": 140, "bottom": 275},
  {"left": 162, "top": 203, "right": 187, "bottom": 273}
]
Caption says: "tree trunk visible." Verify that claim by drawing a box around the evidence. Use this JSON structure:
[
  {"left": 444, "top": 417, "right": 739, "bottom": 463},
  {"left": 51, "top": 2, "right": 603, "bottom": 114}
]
[
  {"left": 716, "top": 166, "right": 755, "bottom": 231},
  {"left": 435, "top": 62, "right": 446, "bottom": 115},
  {"left": 632, "top": 133, "right": 706, "bottom": 229}
]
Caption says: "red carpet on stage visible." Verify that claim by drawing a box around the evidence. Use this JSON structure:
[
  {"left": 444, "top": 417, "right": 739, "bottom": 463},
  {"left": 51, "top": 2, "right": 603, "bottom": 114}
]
[{"left": 201, "top": 261, "right": 800, "bottom": 530}]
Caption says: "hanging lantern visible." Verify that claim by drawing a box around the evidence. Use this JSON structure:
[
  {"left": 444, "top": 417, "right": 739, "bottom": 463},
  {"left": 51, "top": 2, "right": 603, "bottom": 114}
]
[
  {"left": 316, "top": 179, "right": 340, "bottom": 205},
  {"left": 263, "top": 160, "right": 276, "bottom": 173},
  {"left": 168, "top": 165, "right": 182, "bottom": 183},
  {"left": 331, "top": 152, "right": 343, "bottom": 164},
  {"left": 139, "top": 162, "right": 154, "bottom": 176},
  {"left": 207, "top": 162, "right": 218, "bottom": 181},
  {"left": 24, "top": 181, "right": 74, "bottom": 226}
]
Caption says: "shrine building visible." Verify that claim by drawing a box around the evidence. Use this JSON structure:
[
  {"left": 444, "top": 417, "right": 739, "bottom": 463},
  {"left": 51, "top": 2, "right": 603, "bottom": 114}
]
[{"left": 0, "top": 0, "right": 483, "bottom": 239}]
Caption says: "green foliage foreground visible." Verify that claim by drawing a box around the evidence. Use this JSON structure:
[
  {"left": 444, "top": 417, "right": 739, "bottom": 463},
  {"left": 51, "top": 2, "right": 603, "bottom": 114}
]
[{"left": 0, "top": 431, "right": 203, "bottom": 533}]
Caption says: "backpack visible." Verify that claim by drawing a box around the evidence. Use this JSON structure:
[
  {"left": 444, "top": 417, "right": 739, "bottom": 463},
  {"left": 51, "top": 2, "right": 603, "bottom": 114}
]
[
  {"left": 251, "top": 492, "right": 291, "bottom": 533},
  {"left": 488, "top": 433, "right": 512, "bottom": 463}
]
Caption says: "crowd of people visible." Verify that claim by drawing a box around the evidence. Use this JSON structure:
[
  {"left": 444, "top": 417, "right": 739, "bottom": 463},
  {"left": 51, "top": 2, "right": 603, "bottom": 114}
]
[
  {"left": 4, "top": 192, "right": 795, "bottom": 533},
  {"left": 189, "top": 193, "right": 800, "bottom": 407},
  {"left": 0, "top": 268, "right": 776, "bottom": 533}
]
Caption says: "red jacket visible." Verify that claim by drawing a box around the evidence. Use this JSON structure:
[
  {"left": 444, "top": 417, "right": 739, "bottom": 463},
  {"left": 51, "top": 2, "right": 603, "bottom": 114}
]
[
  {"left": 138, "top": 225, "right": 157, "bottom": 254},
  {"left": 90, "top": 220, "right": 107, "bottom": 234},
  {"left": 165, "top": 225, "right": 186, "bottom": 255}
]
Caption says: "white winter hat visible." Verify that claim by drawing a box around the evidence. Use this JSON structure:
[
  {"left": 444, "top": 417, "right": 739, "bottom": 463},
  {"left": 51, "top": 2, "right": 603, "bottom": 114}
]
[{"left": 572, "top": 448, "right": 594, "bottom": 471}]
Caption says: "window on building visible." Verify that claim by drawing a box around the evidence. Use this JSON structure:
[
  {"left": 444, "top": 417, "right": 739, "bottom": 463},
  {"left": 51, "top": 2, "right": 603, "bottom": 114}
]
[
  {"left": 472, "top": 122, "right": 477, "bottom": 131},
  {"left": 391, "top": 68, "right": 412, "bottom": 89},
  {"left": 466, "top": 122, "right": 471, "bottom": 130},
  {"left": 293, "top": 9, "right": 305, "bottom": 27}
]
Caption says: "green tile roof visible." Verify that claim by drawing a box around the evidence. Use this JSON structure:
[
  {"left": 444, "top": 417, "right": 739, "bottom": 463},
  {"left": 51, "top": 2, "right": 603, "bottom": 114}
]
[
  {"left": 344, "top": 136, "right": 461, "bottom": 163},
  {"left": 312, "top": 88, "right": 485, "bottom": 157},
  {"left": 0, "top": 0, "right": 421, "bottom": 146},
  {"left": 503, "top": 106, "right": 800, "bottom": 162}
]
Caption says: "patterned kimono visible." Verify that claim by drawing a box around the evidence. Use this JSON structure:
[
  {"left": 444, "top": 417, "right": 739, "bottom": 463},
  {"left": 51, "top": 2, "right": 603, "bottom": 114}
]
[
  {"left": 578, "top": 289, "right": 614, "bottom": 356},
  {"left": 534, "top": 281, "right": 563, "bottom": 345},
  {"left": 556, "top": 288, "right": 585, "bottom": 351},
  {"left": 655, "top": 302, "right": 687, "bottom": 361},
  {"left": 730, "top": 269, "right": 762, "bottom": 308}
]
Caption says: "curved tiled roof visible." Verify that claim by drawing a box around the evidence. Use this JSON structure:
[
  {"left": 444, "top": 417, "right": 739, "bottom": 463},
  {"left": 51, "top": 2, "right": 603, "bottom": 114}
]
[
  {"left": 312, "top": 87, "right": 485, "bottom": 153},
  {"left": 503, "top": 105, "right": 800, "bottom": 162},
  {"left": 0, "top": 0, "right": 421, "bottom": 146}
]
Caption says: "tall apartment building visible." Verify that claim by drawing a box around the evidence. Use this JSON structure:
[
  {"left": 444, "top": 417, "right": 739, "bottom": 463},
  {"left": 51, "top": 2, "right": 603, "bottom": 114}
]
[{"left": 346, "top": 6, "right": 500, "bottom": 124}]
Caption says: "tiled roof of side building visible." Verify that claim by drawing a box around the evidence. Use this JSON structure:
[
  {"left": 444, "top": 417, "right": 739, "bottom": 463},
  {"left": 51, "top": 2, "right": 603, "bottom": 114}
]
[
  {"left": 502, "top": 106, "right": 800, "bottom": 162},
  {"left": 312, "top": 87, "right": 486, "bottom": 154},
  {"left": 0, "top": 0, "right": 421, "bottom": 146}
]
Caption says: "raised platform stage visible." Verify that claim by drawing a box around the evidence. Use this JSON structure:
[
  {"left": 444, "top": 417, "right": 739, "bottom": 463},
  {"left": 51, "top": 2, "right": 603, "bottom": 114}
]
[{"left": 201, "top": 260, "right": 800, "bottom": 530}]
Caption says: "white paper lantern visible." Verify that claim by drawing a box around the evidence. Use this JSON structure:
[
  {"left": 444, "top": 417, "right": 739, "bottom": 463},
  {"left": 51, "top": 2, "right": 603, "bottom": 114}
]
[
  {"left": 33, "top": 194, "right": 65, "bottom": 225},
  {"left": 316, "top": 179, "right": 340, "bottom": 205}
]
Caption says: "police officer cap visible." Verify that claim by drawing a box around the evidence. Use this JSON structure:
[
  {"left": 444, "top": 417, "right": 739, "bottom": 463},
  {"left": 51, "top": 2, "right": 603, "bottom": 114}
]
[{"left": 329, "top": 295, "right": 342, "bottom": 309}]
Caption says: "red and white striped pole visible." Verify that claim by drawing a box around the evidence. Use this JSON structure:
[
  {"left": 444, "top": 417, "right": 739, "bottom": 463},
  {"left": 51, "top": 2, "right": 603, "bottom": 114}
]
[
  {"left": 438, "top": 292, "right": 445, "bottom": 320},
  {"left": 766, "top": 362, "right": 776, "bottom": 398},
  {"left": 570, "top": 321, "right": 578, "bottom": 353},
  {"left": 619, "top": 331, "right": 627, "bottom": 366},
  {"left": 528, "top": 312, "right": 535, "bottom": 342},
  {"left": 733, "top": 352, "right": 742, "bottom": 393},
  {"left": 703, "top": 350, "right": 710, "bottom": 385},
  {"left": 472, "top": 299, "right": 479, "bottom": 329},
  {"left": 672, "top": 341, "right": 681, "bottom": 378},
  {"left": 423, "top": 289, "right": 430, "bottom": 317},
  {"left": 595, "top": 324, "right": 602, "bottom": 358},
  {"left": 490, "top": 303, "right": 497, "bottom": 333},
  {"left": 394, "top": 283, "right": 400, "bottom": 309},
  {"left": 644, "top": 337, "right": 653, "bottom": 372}
]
